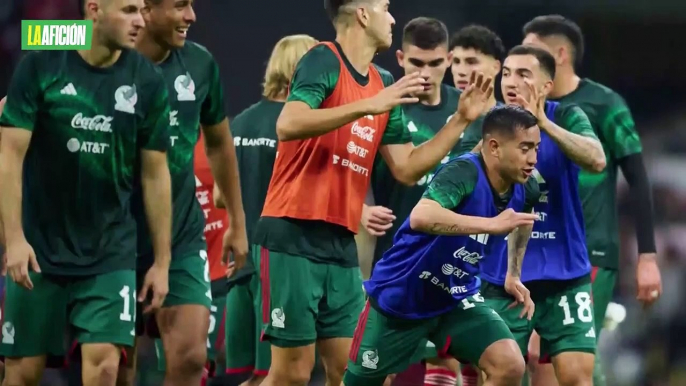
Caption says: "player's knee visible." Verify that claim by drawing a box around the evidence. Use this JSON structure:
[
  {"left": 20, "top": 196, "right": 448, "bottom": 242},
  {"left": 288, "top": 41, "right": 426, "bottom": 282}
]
[
  {"left": 553, "top": 353, "right": 594, "bottom": 386},
  {"left": 82, "top": 345, "right": 121, "bottom": 384},
  {"left": 268, "top": 346, "right": 315, "bottom": 385},
  {"left": 167, "top": 343, "right": 207, "bottom": 375},
  {"left": 480, "top": 341, "right": 526, "bottom": 385}
]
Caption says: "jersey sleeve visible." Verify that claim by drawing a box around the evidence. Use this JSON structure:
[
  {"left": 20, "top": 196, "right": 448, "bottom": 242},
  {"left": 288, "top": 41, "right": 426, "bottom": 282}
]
[
  {"left": 200, "top": 56, "right": 227, "bottom": 127},
  {"left": 522, "top": 177, "right": 541, "bottom": 213},
  {"left": 422, "top": 159, "right": 478, "bottom": 210},
  {"left": 555, "top": 104, "right": 597, "bottom": 139},
  {"left": 139, "top": 71, "right": 171, "bottom": 152},
  {"left": 0, "top": 52, "right": 42, "bottom": 131},
  {"left": 287, "top": 45, "right": 340, "bottom": 109},
  {"left": 375, "top": 65, "right": 411, "bottom": 145},
  {"left": 599, "top": 93, "right": 642, "bottom": 159}
]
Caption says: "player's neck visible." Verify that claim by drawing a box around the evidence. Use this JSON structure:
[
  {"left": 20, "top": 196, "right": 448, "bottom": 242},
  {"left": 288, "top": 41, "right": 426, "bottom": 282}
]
[
  {"left": 136, "top": 31, "right": 172, "bottom": 64},
  {"left": 550, "top": 66, "right": 581, "bottom": 99},
  {"left": 481, "top": 153, "right": 511, "bottom": 194},
  {"left": 418, "top": 87, "right": 441, "bottom": 106},
  {"left": 335, "top": 29, "right": 376, "bottom": 76},
  {"left": 78, "top": 43, "right": 121, "bottom": 68}
]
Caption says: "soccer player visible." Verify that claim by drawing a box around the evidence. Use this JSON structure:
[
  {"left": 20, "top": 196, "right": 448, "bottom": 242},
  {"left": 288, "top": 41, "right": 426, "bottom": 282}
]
[
  {"left": 479, "top": 45, "right": 606, "bottom": 386},
  {"left": 521, "top": 15, "right": 662, "bottom": 386},
  {"left": 117, "top": 1, "right": 249, "bottom": 385},
  {"left": 0, "top": 0, "right": 173, "bottom": 384},
  {"left": 367, "top": 17, "right": 463, "bottom": 386},
  {"left": 218, "top": 34, "right": 318, "bottom": 386},
  {"left": 344, "top": 104, "right": 541, "bottom": 386},
  {"left": 450, "top": 25, "right": 505, "bottom": 156},
  {"left": 255, "top": 0, "right": 494, "bottom": 383}
]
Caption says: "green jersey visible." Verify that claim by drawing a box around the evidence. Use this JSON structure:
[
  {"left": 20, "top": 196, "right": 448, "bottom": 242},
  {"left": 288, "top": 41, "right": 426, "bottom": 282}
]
[
  {"left": 552, "top": 78, "right": 642, "bottom": 269},
  {"left": 253, "top": 42, "right": 411, "bottom": 267},
  {"left": 0, "top": 50, "right": 170, "bottom": 275},
  {"left": 370, "top": 83, "right": 462, "bottom": 263},
  {"left": 422, "top": 153, "right": 540, "bottom": 212},
  {"left": 133, "top": 41, "right": 227, "bottom": 267},
  {"left": 230, "top": 98, "right": 282, "bottom": 282}
]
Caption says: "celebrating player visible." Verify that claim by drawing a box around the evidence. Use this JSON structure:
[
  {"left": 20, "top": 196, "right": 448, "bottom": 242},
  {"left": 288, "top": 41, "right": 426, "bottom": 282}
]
[
  {"left": 219, "top": 34, "right": 318, "bottom": 386},
  {"left": 367, "top": 16, "right": 463, "bottom": 385},
  {"left": 344, "top": 105, "right": 541, "bottom": 386},
  {"left": 478, "top": 45, "right": 606, "bottom": 386},
  {"left": 521, "top": 15, "right": 662, "bottom": 386},
  {"left": 254, "top": 0, "right": 494, "bottom": 384},
  {"left": 115, "top": 0, "right": 249, "bottom": 385},
  {"left": 0, "top": 0, "right": 173, "bottom": 384}
]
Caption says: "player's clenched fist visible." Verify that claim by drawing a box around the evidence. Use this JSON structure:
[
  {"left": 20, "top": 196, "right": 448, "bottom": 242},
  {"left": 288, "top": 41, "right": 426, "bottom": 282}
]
[
  {"left": 366, "top": 72, "right": 424, "bottom": 114},
  {"left": 489, "top": 208, "right": 538, "bottom": 234}
]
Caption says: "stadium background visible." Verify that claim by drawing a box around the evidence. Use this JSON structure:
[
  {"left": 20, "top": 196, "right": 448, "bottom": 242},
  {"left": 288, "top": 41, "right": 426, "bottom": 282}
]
[{"left": 1, "top": 0, "right": 685, "bottom": 385}]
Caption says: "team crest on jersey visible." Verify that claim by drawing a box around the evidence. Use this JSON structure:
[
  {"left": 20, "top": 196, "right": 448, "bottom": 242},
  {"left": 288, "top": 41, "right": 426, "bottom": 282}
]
[
  {"left": 174, "top": 72, "right": 196, "bottom": 101},
  {"left": 114, "top": 85, "right": 138, "bottom": 114},
  {"left": 271, "top": 308, "right": 285, "bottom": 328},
  {"left": 361, "top": 350, "right": 379, "bottom": 369}
]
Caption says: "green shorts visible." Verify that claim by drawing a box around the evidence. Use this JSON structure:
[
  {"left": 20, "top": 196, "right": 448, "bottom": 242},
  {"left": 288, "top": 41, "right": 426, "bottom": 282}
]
[
  {"left": 591, "top": 266, "right": 618, "bottom": 335},
  {"left": 344, "top": 293, "right": 514, "bottom": 385},
  {"left": 483, "top": 280, "right": 597, "bottom": 362},
  {"left": 258, "top": 245, "right": 365, "bottom": 347},
  {"left": 225, "top": 273, "right": 270, "bottom": 376},
  {"left": 0, "top": 270, "right": 137, "bottom": 358},
  {"left": 137, "top": 250, "right": 213, "bottom": 336}
]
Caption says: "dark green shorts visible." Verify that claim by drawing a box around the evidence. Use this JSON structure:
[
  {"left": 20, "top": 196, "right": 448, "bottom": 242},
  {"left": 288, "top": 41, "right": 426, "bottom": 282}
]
[
  {"left": 258, "top": 245, "right": 365, "bottom": 347},
  {"left": 225, "top": 273, "right": 270, "bottom": 376},
  {"left": 485, "top": 281, "right": 597, "bottom": 361},
  {"left": 591, "top": 266, "right": 618, "bottom": 335},
  {"left": 0, "top": 270, "right": 137, "bottom": 358},
  {"left": 344, "top": 293, "right": 514, "bottom": 385},
  {"left": 137, "top": 250, "right": 213, "bottom": 336}
]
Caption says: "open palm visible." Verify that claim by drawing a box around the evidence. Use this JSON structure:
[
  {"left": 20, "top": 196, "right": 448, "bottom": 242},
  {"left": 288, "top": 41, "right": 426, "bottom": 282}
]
[{"left": 457, "top": 72, "right": 494, "bottom": 121}]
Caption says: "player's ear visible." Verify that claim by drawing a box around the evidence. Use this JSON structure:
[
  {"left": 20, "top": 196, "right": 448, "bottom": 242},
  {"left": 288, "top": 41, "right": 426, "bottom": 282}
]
[
  {"left": 555, "top": 45, "right": 566, "bottom": 66},
  {"left": 487, "top": 137, "right": 499, "bottom": 157},
  {"left": 492, "top": 60, "right": 501, "bottom": 78},
  {"left": 396, "top": 50, "right": 404, "bottom": 68},
  {"left": 355, "top": 6, "right": 370, "bottom": 27},
  {"left": 541, "top": 79, "right": 554, "bottom": 97}
]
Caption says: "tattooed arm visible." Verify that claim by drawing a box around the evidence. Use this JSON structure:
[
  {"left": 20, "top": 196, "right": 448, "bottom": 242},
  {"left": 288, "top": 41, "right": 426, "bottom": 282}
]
[
  {"left": 410, "top": 199, "right": 496, "bottom": 235},
  {"left": 507, "top": 222, "right": 534, "bottom": 278},
  {"left": 541, "top": 105, "right": 605, "bottom": 172}
]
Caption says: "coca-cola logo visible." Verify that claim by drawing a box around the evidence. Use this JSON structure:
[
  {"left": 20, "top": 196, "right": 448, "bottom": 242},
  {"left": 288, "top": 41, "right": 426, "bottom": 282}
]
[
  {"left": 71, "top": 113, "right": 113, "bottom": 132},
  {"left": 351, "top": 122, "right": 375, "bottom": 142}
]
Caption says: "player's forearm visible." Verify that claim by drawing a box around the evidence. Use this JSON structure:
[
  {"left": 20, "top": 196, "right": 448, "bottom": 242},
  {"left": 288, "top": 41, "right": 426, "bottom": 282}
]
[
  {"left": 141, "top": 152, "right": 172, "bottom": 267},
  {"left": 0, "top": 148, "right": 25, "bottom": 243},
  {"left": 507, "top": 223, "right": 533, "bottom": 278},
  {"left": 539, "top": 119, "right": 606, "bottom": 172},
  {"left": 276, "top": 100, "right": 371, "bottom": 141},
  {"left": 401, "top": 115, "right": 471, "bottom": 183},
  {"left": 204, "top": 128, "right": 246, "bottom": 226},
  {"left": 410, "top": 200, "right": 494, "bottom": 236}
]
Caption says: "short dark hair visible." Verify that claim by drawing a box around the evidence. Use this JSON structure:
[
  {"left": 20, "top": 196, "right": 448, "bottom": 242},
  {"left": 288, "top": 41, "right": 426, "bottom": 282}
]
[
  {"left": 482, "top": 105, "right": 538, "bottom": 139},
  {"left": 508, "top": 45, "right": 556, "bottom": 79},
  {"left": 402, "top": 17, "right": 448, "bottom": 50},
  {"left": 324, "top": 0, "right": 372, "bottom": 23},
  {"left": 78, "top": 0, "right": 85, "bottom": 17},
  {"left": 522, "top": 15, "right": 584, "bottom": 68},
  {"left": 449, "top": 25, "right": 505, "bottom": 61}
]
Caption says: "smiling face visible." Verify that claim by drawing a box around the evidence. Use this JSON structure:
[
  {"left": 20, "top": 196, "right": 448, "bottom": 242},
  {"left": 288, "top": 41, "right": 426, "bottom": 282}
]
[{"left": 142, "top": 0, "right": 196, "bottom": 49}]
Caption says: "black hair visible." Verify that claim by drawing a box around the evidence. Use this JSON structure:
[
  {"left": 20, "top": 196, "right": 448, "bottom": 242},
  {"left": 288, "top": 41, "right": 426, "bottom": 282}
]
[
  {"left": 522, "top": 15, "right": 584, "bottom": 68},
  {"left": 482, "top": 105, "right": 538, "bottom": 139},
  {"left": 324, "top": 0, "right": 365, "bottom": 23},
  {"left": 508, "top": 45, "right": 556, "bottom": 79},
  {"left": 448, "top": 25, "right": 505, "bottom": 61},
  {"left": 78, "top": 0, "right": 86, "bottom": 17},
  {"left": 402, "top": 17, "right": 448, "bottom": 50}
]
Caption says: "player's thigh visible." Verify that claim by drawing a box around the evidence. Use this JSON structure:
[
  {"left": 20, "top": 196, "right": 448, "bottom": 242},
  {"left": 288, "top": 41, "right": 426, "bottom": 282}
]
[
  {"left": 317, "top": 264, "right": 365, "bottom": 339},
  {"left": 591, "top": 267, "right": 618, "bottom": 335},
  {"left": 164, "top": 251, "right": 213, "bottom": 309},
  {"left": 224, "top": 276, "right": 256, "bottom": 373},
  {"left": 537, "top": 283, "right": 596, "bottom": 361},
  {"left": 0, "top": 273, "right": 66, "bottom": 358},
  {"left": 258, "top": 245, "right": 325, "bottom": 346},
  {"left": 69, "top": 269, "right": 137, "bottom": 347},
  {"left": 434, "top": 293, "right": 518, "bottom": 366},
  {"left": 344, "top": 301, "right": 433, "bottom": 385},
  {"left": 484, "top": 294, "right": 533, "bottom": 358}
]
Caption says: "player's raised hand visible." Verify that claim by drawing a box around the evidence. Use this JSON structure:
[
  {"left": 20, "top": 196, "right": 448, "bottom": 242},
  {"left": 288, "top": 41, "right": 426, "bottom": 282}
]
[
  {"left": 361, "top": 205, "right": 396, "bottom": 236},
  {"left": 489, "top": 208, "right": 538, "bottom": 234},
  {"left": 5, "top": 238, "right": 40, "bottom": 290},
  {"left": 505, "top": 273, "right": 535, "bottom": 320},
  {"left": 139, "top": 261, "right": 169, "bottom": 314},
  {"left": 515, "top": 81, "right": 546, "bottom": 122},
  {"left": 636, "top": 253, "right": 662, "bottom": 307},
  {"left": 366, "top": 72, "right": 424, "bottom": 114},
  {"left": 223, "top": 225, "right": 248, "bottom": 277},
  {"left": 456, "top": 72, "right": 494, "bottom": 121}
]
